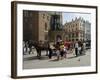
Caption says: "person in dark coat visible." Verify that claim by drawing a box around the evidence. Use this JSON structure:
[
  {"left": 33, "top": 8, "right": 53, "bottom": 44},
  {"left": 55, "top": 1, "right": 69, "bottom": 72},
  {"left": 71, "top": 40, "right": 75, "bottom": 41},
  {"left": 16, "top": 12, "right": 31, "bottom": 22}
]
[
  {"left": 48, "top": 43, "right": 53, "bottom": 59},
  {"left": 75, "top": 41, "right": 79, "bottom": 56},
  {"left": 35, "top": 41, "right": 42, "bottom": 59}
]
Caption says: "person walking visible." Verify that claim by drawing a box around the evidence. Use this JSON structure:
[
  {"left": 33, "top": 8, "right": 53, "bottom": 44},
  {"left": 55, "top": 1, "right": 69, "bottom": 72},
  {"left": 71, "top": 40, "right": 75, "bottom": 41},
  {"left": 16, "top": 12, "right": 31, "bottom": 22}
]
[
  {"left": 63, "top": 46, "right": 67, "bottom": 59},
  {"left": 75, "top": 41, "right": 79, "bottom": 57},
  {"left": 48, "top": 44, "right": 53, "bottom": 59},
  {"left": 60, "top": 41, "right": 64, "bottom": 59},
  {"left": 35, "top": 41, "right": 42, "bottom": 59},
  {"left": 82, "top": 42, "right": 86, "bottom": 55},
  {"left": 56, "top": 48, "right": 60, "bottom": 60}
]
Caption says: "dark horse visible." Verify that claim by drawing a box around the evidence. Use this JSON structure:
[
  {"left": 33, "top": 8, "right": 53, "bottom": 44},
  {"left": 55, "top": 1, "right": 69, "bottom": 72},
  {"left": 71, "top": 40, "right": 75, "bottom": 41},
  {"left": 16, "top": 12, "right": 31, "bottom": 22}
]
[{"left": 28, "top": 40, "right": 49, "bottom": 59}]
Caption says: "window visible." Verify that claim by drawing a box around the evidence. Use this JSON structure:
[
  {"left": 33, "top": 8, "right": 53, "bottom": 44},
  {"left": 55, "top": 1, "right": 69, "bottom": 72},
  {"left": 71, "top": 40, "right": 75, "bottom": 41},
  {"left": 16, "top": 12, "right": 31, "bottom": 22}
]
[
  {"left": 76, "top": 39, "right": 78, "bottom": 41},
  {"left": 69, "top": 34, "right": 71, "bottom": 38},
  {"left": 72, "top": 33, "right": 74, "bottom": 37},
  {"left": 45, "top": 23, "right": 48, "bottom": 31},
  {"left": 76, "top": 23, "right": 77, "bottom": 26},
  {"left": 72, "top": 39, "right": 74, "bottom": 41},
  {"left": 76, "top": 33, "right": 78, "bottom": 37}
]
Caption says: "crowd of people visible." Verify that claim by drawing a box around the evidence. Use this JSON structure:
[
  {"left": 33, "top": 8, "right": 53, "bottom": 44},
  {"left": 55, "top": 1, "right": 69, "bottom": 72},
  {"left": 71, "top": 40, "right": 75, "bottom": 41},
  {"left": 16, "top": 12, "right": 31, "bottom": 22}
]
[
  {"left": 23, "top": 40, "right": 87, "bottom": 60},
  {"left": 48, "top": 40, "right": 86, "bottom": 60}
]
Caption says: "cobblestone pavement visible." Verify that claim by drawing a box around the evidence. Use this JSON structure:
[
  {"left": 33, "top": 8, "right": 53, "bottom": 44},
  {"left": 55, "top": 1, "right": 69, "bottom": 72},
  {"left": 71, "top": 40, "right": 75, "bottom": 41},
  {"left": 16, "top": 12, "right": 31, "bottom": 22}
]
[{"left": 23, "top": 49, "right": 91, "bottom": 69}]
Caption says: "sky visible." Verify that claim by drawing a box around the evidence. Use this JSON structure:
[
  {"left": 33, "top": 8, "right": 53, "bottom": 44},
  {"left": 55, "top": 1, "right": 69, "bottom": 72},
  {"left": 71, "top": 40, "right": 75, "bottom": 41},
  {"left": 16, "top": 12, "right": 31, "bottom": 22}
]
[{"left": 62, "top": 12, "right": 91, "bottom": 25}]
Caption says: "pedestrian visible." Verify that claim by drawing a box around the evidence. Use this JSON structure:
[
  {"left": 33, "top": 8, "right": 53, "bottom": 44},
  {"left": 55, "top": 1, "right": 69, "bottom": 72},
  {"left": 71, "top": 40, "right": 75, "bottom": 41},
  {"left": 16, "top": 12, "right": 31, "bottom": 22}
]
[
  {"left": 23, "top": 41, "right": 26, "bottom": 54},
  {"left": 35, "top": 41, "right": 42, "bottom": 59},
  {"left": 26, "top": 41, "right": 29, "bottom": 53},
  {"left": 52, "top": 48, "right": 57, "bottom": 59},
  {"left": 64, "top": 46, "right": 68, "bottom": 58},
  {"left": 78, "top": 46, "right": 81, "bottom": 55},
  {"left": 28, "top": 40, "right": 33, "bottom": 54},
  {"left": 56, "top": 48, "right": 60, "bottom": 60},
  {"left": 82, "top": 42, "right": 86, "bottom": 54},
  {"left": 59, "top": 41, "right": 64, "bottom": 59},
  {"left": 48, "top": 44, "right": 53, "bottom": 59},
  {"left": 75, "top": 41, "right": 79, "bottom": 56}
]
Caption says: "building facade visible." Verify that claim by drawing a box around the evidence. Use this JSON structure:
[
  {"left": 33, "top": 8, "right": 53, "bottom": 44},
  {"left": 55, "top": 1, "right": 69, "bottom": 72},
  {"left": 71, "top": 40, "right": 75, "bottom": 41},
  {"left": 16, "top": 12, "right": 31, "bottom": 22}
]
[
  {"left": 23, "top": 10, "right": 51, "bottom": 41},
  {"left": 48, "top": 12, "right": 64, "bottom": 42},
  {"left": 64, "top": 17, "right": 91, "bottom": 42},
  {"left": 23, "top": 11, "right": 91, "bottom": 43},
  {"left": 23, "top": 10, "right": 63, "bottom": 42},
  {"left": 84, "top": 21, "right": 91, "bottom": 41}
]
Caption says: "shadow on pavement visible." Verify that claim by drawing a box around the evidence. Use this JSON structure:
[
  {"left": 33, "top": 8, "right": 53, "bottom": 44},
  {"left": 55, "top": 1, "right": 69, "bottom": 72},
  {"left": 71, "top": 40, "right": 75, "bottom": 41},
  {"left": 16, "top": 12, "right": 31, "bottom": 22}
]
[
  {"left": 23, "top": 55, "right": 49, "bottom": 61},
  {"left": 67, "top": 54, "right": 86, "bottom": 59},
  {"left": 49, "top": 59, "right": 59, "bottom": 62}
]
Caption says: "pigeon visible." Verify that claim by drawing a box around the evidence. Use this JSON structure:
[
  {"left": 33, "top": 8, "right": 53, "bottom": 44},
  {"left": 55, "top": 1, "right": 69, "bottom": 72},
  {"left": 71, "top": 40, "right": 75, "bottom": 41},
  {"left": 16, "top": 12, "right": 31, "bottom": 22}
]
[{"left": 78, "top": 58, "right": 80, "bottom": 61}]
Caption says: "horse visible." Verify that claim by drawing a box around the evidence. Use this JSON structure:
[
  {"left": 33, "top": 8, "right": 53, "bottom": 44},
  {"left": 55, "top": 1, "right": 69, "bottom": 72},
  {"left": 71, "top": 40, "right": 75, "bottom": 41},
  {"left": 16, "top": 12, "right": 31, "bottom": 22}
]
[{"left": 27, "top": 40, "right": 50, "bottom": 59}]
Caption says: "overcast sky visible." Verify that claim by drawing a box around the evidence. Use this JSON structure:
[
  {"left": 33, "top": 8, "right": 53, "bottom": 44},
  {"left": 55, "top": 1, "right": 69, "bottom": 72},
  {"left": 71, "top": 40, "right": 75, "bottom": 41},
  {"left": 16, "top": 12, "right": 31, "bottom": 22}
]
[{"left": 62, "top": 12, "right": 91, "bottom": 25}]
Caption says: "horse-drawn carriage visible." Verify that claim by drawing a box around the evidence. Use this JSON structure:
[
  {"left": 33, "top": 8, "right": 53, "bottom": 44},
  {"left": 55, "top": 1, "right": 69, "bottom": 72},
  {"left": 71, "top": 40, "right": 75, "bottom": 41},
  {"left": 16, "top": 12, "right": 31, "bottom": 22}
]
[
  {"left": 23, "top": 40, "right": 69, "bottom": 59},
  {"left": 23, "top": 40, "right": 49, "bottom": 59}
]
